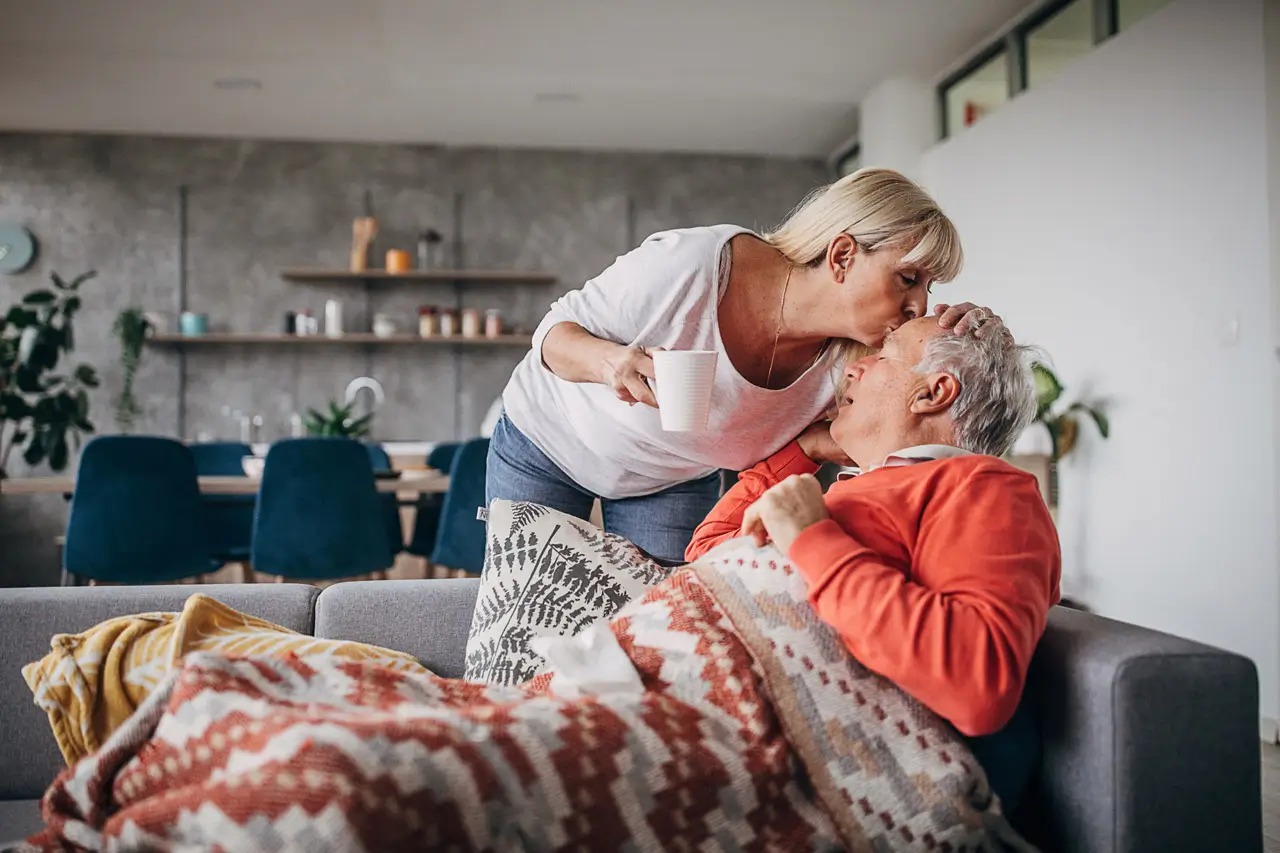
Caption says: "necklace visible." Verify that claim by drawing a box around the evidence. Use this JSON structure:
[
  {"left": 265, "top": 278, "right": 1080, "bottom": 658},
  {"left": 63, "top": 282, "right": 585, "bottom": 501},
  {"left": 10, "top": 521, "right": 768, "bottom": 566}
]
[{"left": 765, "top": 265, "right": 793, "bottom": 388}]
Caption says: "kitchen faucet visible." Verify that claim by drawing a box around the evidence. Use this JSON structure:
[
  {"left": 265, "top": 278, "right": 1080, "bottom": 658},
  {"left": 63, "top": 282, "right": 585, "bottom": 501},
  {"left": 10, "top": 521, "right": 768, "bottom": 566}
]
[{"left": 344, "top": 376, "right": 385, "bottom": 416}]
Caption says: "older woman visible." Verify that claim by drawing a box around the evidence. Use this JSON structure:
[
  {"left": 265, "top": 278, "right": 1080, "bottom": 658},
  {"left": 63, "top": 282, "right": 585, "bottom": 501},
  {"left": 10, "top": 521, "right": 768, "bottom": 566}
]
[{"left": 489, "top": 168, "right": 1002, "bottom": 562}]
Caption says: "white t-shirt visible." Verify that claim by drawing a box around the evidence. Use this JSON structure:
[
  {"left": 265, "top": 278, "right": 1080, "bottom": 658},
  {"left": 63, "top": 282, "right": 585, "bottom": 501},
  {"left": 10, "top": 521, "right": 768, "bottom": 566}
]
[{"left": 501, "top": 225, "right": 840, "bottom": 499}]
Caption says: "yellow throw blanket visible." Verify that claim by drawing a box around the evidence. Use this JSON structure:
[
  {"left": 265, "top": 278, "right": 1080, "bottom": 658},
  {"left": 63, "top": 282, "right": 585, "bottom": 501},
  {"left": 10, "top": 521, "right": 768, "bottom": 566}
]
[{"left": 22, "top": 593, "right": 428, "bottom": 765}]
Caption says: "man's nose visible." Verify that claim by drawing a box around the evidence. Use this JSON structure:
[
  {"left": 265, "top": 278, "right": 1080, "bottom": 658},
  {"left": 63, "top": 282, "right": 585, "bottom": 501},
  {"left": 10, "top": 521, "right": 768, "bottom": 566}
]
[{"left": 845, "top": 359, "right": 869, "bottom": 382}]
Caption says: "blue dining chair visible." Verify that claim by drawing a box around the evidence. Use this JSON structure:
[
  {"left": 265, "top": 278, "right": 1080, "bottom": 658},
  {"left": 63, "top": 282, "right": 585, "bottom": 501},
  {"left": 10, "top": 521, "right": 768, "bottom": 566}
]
[
  {"left": 189, "top": 442, "right": 255, "bottom": 574},
  {"left": 64, "top": 436, "right": 212, "bottom": 584},
  {"left": 365, "top": 443, "right": 405, "bottom": 557},
  {"left": 427, "top": 437, "right": 489, "bottom": 575},
  {"left": 405, "top": 442, "right": 462, "bottom": 559},
  {"left": 251, "top": 438, "right": 394, "bottom": 580}
]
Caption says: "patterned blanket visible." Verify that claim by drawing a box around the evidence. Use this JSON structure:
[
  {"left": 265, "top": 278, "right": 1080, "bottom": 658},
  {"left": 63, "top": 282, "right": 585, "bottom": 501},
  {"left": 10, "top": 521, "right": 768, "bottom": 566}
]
[{"left": 13, "top": 541, "right": 1033, "bottom": 853}]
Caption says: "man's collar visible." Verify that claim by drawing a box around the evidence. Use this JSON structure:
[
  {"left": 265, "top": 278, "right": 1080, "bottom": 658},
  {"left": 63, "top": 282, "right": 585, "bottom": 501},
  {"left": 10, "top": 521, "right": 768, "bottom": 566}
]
[{"left": 836, "top": 444, "right": 972, "bottom": 480}]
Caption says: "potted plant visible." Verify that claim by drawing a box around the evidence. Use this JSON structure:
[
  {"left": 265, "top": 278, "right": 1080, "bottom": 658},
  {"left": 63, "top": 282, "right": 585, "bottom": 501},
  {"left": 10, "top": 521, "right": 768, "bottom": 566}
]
[
  {"left": 1028, "top": 362, "right": 1109, "bottom": 505},
  {"left": 112, "top": 307, "right": 151, "bottom": 433},
  {"left": 0, "top": 271, "right": 99, "bottom": 477},
  {"left": 303, "top": 400, "right": 373, "bottom": 439}
]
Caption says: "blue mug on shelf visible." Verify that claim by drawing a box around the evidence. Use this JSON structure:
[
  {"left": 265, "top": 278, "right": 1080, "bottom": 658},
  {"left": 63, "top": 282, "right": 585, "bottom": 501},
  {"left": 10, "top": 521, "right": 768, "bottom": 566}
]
[{"left": 179, "top": 311, "right": 208, "bottom": 336}]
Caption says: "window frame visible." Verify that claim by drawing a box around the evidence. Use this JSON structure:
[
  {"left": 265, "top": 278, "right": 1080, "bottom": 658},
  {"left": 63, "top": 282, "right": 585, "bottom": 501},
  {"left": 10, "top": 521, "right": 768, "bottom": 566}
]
[
  {"left": 936, "top": 0, "right": 1121, "bottom": 140},
  {"left": 937, "top": 40, "right": 1011, "bottom": 140},
  {"left": 832, "top": 142, "right": 862, "bottom": 179}
]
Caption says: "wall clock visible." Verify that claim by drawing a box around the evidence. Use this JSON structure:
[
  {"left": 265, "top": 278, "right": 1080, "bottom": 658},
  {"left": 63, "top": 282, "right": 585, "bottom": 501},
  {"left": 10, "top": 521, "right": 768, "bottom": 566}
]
[{"left": 0, "top": 225, "right": 37, "bottom": 274}]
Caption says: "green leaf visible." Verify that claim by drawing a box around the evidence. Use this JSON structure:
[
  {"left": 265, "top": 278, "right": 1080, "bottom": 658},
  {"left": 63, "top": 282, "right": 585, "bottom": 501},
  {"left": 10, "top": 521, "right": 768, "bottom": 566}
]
[
  {"left": 22, "top": 431, "right": 46, "bottom": 466},
  {"left": 15, "top": 365, "right": 45, "bottom": 393},
  {"left": 346, "top": 413, "right": 374, "bottom": 437},
  {"left": 5, "top": 306, "right": 37, "bottom": 328},
  {"left": 47, "top": 428, "right": 69, "bottom": 471},
  {"left": 66, "top": 270, "right": 97, "bottom": 290},
  {"left": 34, "top": 397, "right": 58, "bottom": 421},
  {"left": 21, "top": 291, "right": 56, "bottom": 306},
  {"left": 1032, "top": 362, "right": 1064, "bottom": 412},
  {"left": 74, "top": 364, "right": 99, "bottom": 388},
  {"left": 51, "top": 273, "right": 67, "bottom": 291},
  {"left": 0, "top": 393, "right": 31, "bottom": 420},
  {"left": 1069, "top": 402, "right": 1110, "bottom": 439}
]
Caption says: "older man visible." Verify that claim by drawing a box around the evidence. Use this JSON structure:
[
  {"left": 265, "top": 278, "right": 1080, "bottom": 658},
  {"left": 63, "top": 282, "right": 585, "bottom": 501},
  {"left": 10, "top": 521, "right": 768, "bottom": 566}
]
[{"left": 687, "top": 316, "right": 1061, "bottom": 737}]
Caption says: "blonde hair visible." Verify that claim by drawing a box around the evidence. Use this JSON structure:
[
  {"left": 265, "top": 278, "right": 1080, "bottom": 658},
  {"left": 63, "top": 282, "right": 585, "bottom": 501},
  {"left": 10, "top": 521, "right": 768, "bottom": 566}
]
[
  {"left": 766, "top": 167, "right": 964, "bottom": 387},
  {"left": 765, "top": 167, "right": 963, "bottom": 282}
]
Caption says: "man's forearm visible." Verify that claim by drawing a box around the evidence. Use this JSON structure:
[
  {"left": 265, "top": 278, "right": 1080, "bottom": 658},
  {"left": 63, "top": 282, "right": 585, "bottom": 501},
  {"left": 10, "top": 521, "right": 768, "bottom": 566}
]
[{"left": 685, "top": 441, "right": 820, "bottom": 560}]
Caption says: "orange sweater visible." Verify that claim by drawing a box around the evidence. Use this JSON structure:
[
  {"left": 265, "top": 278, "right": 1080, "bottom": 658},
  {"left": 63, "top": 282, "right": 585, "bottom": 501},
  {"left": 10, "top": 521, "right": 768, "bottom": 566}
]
[{"left": 687, "top": 442, "right": 1061, "bottom": 736}]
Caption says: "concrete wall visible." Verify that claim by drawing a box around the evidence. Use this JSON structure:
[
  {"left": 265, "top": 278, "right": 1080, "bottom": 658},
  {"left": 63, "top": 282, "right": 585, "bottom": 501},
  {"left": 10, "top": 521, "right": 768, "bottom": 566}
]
[
  {"left": 920, "top": 0, "right": 1280, "bottom": 721},
  {"left": 0, "top": 133, "right": 825, "bottom": 586}
]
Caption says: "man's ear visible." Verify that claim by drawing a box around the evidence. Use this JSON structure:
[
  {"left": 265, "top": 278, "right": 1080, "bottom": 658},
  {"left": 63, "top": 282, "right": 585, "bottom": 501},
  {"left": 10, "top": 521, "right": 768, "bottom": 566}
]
[
  {"left": 827, "top": 234, "right": 858, "bottom": 283},
  {"left": 909, "top": 371, "right": 960, "bottom": 415}
]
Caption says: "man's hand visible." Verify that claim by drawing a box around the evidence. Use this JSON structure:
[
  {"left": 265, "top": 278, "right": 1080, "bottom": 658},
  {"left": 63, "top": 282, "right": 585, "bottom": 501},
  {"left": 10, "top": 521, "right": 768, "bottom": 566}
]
[
  {"left": 740, "top": 474, "right": 830, "bottom": 554},
  {"left": 796, "top": 420, "right": 854, "bottom": 467}
]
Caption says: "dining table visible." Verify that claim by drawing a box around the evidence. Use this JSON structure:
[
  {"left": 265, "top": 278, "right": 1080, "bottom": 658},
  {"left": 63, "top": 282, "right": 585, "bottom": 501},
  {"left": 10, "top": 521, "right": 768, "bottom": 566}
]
[{"left": 0, "top": 470, "right": 450, "bottom": 496}]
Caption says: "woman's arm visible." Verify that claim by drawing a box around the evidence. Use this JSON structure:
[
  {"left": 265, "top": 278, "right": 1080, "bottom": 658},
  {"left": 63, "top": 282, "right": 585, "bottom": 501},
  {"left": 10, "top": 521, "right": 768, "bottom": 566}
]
[
  {"left": 686, "top": 441, "right": 822, "bottom": 561},
  {"left": 541, "top": 322, "right": 657, "bottom": 408}
]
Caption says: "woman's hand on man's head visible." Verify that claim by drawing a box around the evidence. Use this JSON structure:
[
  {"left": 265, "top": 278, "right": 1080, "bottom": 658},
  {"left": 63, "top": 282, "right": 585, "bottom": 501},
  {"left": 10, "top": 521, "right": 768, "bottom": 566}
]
[{"left": 933, "top": 302, "right": 1012, "bottom": 341}]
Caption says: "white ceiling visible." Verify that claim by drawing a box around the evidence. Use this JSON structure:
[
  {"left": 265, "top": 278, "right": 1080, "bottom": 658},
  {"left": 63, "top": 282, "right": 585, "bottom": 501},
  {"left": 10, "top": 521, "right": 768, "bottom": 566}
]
[{"left": 0, "top": 0, "right": 1031, "bottom": 158}]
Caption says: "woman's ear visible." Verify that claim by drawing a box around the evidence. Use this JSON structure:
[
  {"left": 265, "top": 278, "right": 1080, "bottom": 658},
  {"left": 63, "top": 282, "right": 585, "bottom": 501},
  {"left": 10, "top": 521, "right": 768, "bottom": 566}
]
[
  {"left": 828, "top": 234, "right": 858, "bottom": 283},
  {"left": 909, "top": 371, "right": 960, "bottom": 415}
]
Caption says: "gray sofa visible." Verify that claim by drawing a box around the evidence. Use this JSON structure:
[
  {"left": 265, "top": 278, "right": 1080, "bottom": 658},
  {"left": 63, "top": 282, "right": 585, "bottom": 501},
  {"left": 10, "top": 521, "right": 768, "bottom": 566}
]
[{"left": 0, "top": 581, "right": 1263, "bottom": 852}]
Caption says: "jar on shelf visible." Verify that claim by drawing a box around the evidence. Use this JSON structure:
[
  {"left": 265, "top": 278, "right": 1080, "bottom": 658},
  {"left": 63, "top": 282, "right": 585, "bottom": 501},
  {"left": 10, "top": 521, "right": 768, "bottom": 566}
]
[
  {"left": 418, "top": 306, "right": 437, "bottom": 338},
  {"left": 484, "top": 309, "right": 503, "bottom": 339},
  {"left": 460, "top": 308, "right": 481, "bottom": 338},
  {"left": 438, "top": 308, "right": 458, "bottom": 338}
]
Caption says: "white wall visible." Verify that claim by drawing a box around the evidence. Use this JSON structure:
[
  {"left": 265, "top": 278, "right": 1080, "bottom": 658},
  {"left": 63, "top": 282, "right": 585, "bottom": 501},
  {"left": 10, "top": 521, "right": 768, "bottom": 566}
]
[
  {"left": 1267, "top": 0, "right": 1280, "bottom": 742},
  {"left": 860, "top": 78, "right": 935, "bottom": 182},
  {"left": 920, "top": 0, "right": 1280, "bottom": 720}
]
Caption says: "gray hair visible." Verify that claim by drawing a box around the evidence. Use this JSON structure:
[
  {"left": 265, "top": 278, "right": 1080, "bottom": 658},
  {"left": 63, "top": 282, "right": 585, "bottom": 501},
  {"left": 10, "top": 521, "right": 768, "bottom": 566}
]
[{"left": 913, "top": 329, "right": 1040, "bottom": 457}]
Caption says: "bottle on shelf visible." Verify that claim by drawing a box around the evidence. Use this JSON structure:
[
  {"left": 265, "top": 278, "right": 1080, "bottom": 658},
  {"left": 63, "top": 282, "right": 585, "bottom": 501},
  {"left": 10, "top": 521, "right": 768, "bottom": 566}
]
[
  {"left": 296, "top": 309, "right": 316, "bottom": 336},
  {"left": 461, "top": 308, "right": 481, "bottom": 338},
  {"left": 418, "top": 306, "right": 437, "bottom": 338},
  {"left": 324, "top": 300, "right": 344, "bottom": 337},
  {"left": 439, "top": 309, "right": 458, "bottom": 338},
  {"left": 484, "top": 309, "right": 503, "bottom": 339}
]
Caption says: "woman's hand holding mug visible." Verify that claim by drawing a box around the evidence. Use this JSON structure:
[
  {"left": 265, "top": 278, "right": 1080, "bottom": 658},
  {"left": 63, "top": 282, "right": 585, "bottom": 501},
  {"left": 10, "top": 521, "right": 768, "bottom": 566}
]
[{"left": 600, "top": 345, "right": 659, "bottom": 408}]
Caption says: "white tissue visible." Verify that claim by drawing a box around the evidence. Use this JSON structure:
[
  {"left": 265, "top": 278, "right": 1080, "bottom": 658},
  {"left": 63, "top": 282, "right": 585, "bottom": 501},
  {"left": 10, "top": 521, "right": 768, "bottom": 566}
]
[{"left": 529, "top": 622, "right": 645, "bottom": 699}]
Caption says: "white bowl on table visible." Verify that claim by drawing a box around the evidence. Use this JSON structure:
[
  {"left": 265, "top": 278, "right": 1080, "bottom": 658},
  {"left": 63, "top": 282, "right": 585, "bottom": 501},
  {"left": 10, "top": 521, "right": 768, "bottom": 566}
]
[{"left": 241, "top": 456, "right": 266, "bottom": 480}]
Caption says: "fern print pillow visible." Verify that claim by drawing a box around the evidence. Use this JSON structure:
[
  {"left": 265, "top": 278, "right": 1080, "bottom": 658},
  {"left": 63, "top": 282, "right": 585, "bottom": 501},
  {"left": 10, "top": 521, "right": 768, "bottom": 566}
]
[{"left": 465, "top": 499, "right": 675, "bottom": 685}]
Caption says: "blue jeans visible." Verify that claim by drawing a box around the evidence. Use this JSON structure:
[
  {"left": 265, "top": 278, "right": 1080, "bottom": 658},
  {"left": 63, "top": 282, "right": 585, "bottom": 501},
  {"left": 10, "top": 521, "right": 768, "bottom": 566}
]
[{"left": 485, "top": 413, "right": 722, "bottom": 563}]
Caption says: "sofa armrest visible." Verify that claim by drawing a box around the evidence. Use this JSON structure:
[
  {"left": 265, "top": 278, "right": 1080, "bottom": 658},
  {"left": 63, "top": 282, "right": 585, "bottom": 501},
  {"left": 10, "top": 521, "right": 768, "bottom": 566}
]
[{"left": 1023, "top": 606, "right": 1261, "bottom": 853}]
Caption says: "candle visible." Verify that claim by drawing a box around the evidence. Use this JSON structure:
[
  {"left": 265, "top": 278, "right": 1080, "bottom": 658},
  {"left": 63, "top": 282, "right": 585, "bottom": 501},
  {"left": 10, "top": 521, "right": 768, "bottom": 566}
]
[{"left": 386, "top": 249, "right": 412, "bottom": 273}]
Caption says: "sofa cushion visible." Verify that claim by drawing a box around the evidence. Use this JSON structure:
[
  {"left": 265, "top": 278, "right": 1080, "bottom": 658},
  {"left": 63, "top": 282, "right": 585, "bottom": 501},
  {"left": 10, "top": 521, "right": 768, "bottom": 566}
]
[
  {"left": 465, "top": 500, "right": 672, "bottom": 685},
  {"left": 314, "top": 579, "right": 479, "bottom": 678},
  {"left": 0, "top": 583, "right": 318, "bottom": 802}
]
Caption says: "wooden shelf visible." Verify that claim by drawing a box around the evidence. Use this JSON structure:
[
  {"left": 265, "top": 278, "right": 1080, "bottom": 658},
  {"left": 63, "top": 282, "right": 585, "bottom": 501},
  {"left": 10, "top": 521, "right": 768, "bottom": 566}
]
[
  {"left": 147, "top": 333, "right": 532, "bottom": 347},
  {"left": 281, "top": 269, "right": 556, "bottom": 284}
]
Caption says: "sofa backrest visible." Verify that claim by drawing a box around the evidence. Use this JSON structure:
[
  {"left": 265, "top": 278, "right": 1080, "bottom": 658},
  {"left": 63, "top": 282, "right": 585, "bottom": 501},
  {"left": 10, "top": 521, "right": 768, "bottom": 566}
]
[
  {"left": 0, "top": 583, "right": 319, "bottom": 801},
  {"left": 313, "top": 579, "right": 479, "bottom": 679}
]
